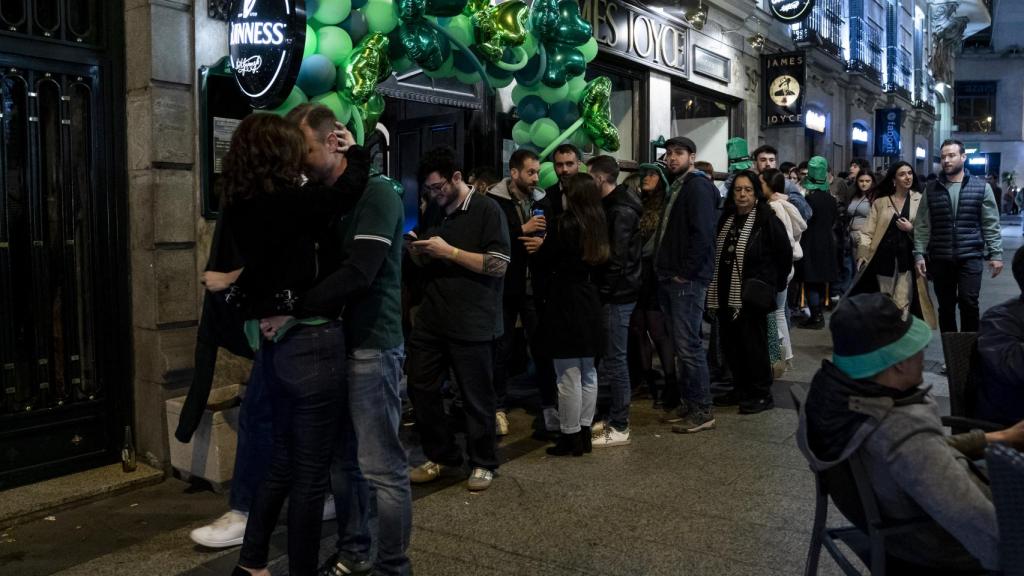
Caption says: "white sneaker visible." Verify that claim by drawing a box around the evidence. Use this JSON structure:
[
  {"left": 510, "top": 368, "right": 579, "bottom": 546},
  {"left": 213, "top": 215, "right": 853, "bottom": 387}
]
[
  {"left": 189, "top": 510, "right": 247, "bottom": 548},
  {"left": 592, "top": 426, "right": 631, "bottom": 448},
  {"left": 590, "top": 420, "right": 605, "bottom": 436},
  {"left": 495, "top": 411, "right": 510, "bottom": 436},
  {"left": 322, "top": 494, "right": 336, "bottom": 521},
  {"left": 542, "top": 407, "right": 560, "bottom": 432}
]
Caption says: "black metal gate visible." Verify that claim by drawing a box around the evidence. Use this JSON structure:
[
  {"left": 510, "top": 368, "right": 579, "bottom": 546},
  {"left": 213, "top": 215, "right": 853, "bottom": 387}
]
[{"left": 0, "top": 0, "right": 129, "bottom": 489}]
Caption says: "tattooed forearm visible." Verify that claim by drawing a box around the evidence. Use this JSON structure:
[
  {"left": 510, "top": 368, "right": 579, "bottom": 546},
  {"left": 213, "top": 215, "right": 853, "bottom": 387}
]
[{"left": 482, "top": 254, "right": 508, "bottom": 277}]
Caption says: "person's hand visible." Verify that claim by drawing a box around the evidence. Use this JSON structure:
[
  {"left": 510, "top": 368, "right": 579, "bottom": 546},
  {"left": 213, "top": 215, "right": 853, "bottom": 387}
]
[
  {"left": 989, "top": 260, "right": 1004, "bottom": 278},
  {"left": 519, "top": 236, "right": 543, "bottom": 254},
  {"left": 990, "top": 420, "right": 1024, "bottom": 451},
  {"left": 895, "top": 217, "right": 913, "bottom": 233},
  {"left": 202, "top": 269, "right": 242, "bottom": 293},
  {"left": 260, "top": 315, "right": 293, "bottom": 340},
  {"left": 915, "top": 260, "right": 927, "bottom": 278},
  {"left": 333, "top": 122, "right": 354, "bottom": 153},
  {"left": 412, "top": 236, "right": 456, "bottom": 260},
  {"left": 521, "top": 215, "right": 546, "bottom": 235}
]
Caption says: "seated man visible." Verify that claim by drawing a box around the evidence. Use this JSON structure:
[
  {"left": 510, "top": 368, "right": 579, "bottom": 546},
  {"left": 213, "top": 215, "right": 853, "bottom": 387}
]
[
  {"left": 797, "top": 293, "right": 1024, "bottom": 573},
  {"left": 977, "top": 248, "right": 1024, "bottom": 426}
]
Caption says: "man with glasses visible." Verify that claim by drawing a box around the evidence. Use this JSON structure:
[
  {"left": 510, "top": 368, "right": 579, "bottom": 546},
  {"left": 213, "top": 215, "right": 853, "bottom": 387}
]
[
  {"left": 914, "top": 139, "right": 1003, "bottom": 333},
  {"left": 404, "top": 147, "right": 511, "bottom": 492}
]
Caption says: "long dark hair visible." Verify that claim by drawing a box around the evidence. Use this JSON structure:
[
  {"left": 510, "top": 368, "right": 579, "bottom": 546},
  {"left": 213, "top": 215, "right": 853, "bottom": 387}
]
[
  {"left": 564, "top": 173, "right": 609, "bottom": 265},
  {"left": 872, "top": 161, "right": 920, "bottom": 199},
  {"left": 219, "top": 113, "right": 305, "bottom": 207},
  {"left": 722, "top": 170, "right": 768, "bottom": 215}
]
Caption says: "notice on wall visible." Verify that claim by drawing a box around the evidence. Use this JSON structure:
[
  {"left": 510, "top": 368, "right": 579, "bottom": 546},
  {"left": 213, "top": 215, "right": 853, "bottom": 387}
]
[
  {"left": 762, "top": 51, "right": 806, "bottom": 128},
  {"left": 213, "top": 117, "right": 243, "bottom": 175}
]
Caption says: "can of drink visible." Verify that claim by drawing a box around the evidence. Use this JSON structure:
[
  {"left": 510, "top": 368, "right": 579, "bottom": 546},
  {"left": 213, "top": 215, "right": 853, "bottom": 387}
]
[{"left": 532, "top": 208, "right": 546, "bottom": 238}]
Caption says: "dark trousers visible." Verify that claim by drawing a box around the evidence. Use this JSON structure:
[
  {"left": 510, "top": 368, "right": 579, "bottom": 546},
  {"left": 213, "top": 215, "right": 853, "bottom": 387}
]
[
  {"left": 493, "top": 294, "right": 540, "bottom": 411},
  {"left": 406, "top": 328, "right": 498, "bottom": 470},
  {"left": 239, "top": 322, "right": 346, "bottom": 576},
  {"left": 929, "top": 258, "right": 984, "bottom": 333},
  {"left": 228, "top": 354, "right": 273, "bottom": 513},
  {"left": 718, "top": 309, "right": 772, "bottom": 402},
  {"left": 806, "top": 282, "right": 827, "bottom": 310},
  {"left": 627, "top": 306, "right": 678, "bottom": 407}
]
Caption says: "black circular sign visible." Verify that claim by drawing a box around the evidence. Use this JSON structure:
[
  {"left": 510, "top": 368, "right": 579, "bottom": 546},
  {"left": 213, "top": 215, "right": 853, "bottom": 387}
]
[
  {"left": 768, "top": 0, "right": 816, "bottom": 23},
  {"left": 229, "top": 0, "right": 306, "bottom": 109}
]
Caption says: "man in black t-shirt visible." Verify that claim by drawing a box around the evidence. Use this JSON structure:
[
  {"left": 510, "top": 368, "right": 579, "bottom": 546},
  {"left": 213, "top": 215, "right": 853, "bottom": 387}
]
[{"left": 405, "top": 147, "right": 511, "bottom": 492}]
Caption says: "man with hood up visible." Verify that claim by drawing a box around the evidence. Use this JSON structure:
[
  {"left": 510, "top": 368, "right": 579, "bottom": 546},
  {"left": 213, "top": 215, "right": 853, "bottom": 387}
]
[
  {"left": 487, "top": 148, "right": 552, "bottom": 436},
  {"left": 586, "top": 154, "right": 643, "bottom": 447},
  {"left": 797, "top": 292, "right": 1024, "bottom": 572}
]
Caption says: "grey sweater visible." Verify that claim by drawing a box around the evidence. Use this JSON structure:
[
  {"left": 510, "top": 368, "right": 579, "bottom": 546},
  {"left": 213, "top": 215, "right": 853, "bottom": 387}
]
[{"left": 796, "top": 363, "right": 998, "bottom": 571}]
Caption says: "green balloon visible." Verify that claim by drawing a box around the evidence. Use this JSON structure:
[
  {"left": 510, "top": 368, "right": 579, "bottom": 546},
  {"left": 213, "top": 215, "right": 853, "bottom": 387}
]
[
  {"left": 521, "top": 33, "right": 537, "bottom": 57},
  {"left": 363, "top": 0, "right": 400, "bottom": 33},
  {"left": 488, "top": 73, "right": 514, "bottom": 88},
  {"left": 578, "top": 161, "right": 588, "bottom": 173},
  {"left": 423, "top": 55, "right": 455, "bottom": 78},
  {"left": 318, "top": 26, "right": 354, "bottom": 65},
  {"left": 537, "top": 82, "right": 568, "bottom": 104},
  {"left": 512, "top": 120, "right": 532, "bottom": 145},
  {"left": 580, "top": 37, "right": 598, "bottom": 62},
  {"left": 511, "top": 82, "right": 537, "bottom": 103},
  {"left": 446, "top": 14, "right": 474, "bottom": 46},
  {"left": 567, "top": 75, "right": 587, "bottom": 102},
  {"left": 529, "top": 118, "right": 560, "bottom": 148},
  {"left": 455, "top": 69, "right": 480, "bottom": 84},
  {"left": 313, "top": 91, "right": 353, "bottom": 124},
  {"left": 570, "top": 128, "right": 592, "bottom": 151},
  {"left": 392, "top": 56, "right": 415, "bottom": 73},
  {"left": 305, "top": 25, "right": 319, "bottom": 58},
  {"left": 538, "top": 161, "right": 557, "bottom": 189},
  {"left": 270, "top": 86, "right": 308, "bottom": 116},
  {"left": 315, "top": 0, "right": 353, "bottom": 25}
]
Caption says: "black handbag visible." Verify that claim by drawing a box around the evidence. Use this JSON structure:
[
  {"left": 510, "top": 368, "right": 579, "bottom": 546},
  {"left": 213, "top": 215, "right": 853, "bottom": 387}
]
[{"left": 742, "top": 278, "right": 777, "bottom": 312}]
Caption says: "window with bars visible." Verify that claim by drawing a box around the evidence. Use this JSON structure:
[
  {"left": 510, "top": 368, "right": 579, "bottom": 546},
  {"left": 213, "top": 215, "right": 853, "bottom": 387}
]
[
  {"left": 955, "top": 81, "right": 997, "bottom": 133},
  {"left": 0, "top": 0, "right": 101, "bottom": 45},
  {"left": 791, "top": 0, "right": 846, "bottom": 60},
  {"left": 849, "top": 16, "right": 884, "bottom": 83}
]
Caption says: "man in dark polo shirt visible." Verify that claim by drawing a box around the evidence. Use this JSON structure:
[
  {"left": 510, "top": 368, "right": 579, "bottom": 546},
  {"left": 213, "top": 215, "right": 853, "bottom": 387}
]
[{"left": 406, "top": 146, "right": 511, "bottom": 492}]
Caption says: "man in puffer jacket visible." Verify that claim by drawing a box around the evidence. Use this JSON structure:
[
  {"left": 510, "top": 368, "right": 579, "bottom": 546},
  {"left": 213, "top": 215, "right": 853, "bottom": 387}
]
[{"left": 797, "top": 293, "right": 1024, "bottom": 572}]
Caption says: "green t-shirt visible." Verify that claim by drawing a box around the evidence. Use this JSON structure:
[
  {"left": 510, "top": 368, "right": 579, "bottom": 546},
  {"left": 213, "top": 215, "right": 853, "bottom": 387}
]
[{"left": 337, "top": 175, "right": 405, "bottom": 349}]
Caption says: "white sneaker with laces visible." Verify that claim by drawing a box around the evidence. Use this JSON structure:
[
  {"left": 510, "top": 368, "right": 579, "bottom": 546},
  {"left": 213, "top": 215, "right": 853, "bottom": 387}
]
[
  {"left": 592, "top": 426, "right": 631, "bottom": 448},
  {"left": 322, "top": 494, "right": 336, "bottom": 521},
  {"left": 495, "top": 411, "right": 509, "bottom": 436},
  {"left": 189, "top": 510, "right": 247, "bottom": 548},
  {"left": 467, "top": 467, "right": 493, "bottom": 491}
]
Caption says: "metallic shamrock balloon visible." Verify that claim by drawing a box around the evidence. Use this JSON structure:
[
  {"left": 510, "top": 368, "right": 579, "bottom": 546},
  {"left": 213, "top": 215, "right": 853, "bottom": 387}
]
[
  {"left": 473, "top": 1, "right": 529, "bottom": 63},
  {"left": 529, "top": 0, "right": 591, "bottom": 46},
  {"left": 342, "top": 32, "right": 393, "bottom": 105},
  {"left": 358, "top": 92, "right": 386, "bottom": 134},
  {"left": 399, "top": 0, "right": 469, "bottom": 20},
  {"left": 462, "top": 0, "right": 489, "bottom": 16},
  {"left": 543, "top": 45, "right": 585, "bottom": 86},
  {"left": 396, "top": 0, "right": 424, "bottom": 22},
  {"left": 579, "top": 76, "right": 620, "bottom": 152},
  {"left": 399, "top": 21, "right": 452, "bottom": 71}
]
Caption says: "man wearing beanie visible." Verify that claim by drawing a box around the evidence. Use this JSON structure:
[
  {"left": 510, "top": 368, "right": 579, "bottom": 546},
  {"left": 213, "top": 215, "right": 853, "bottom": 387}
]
[{"left": 796, "top": 293, "right": 1024, "bottom": 572}]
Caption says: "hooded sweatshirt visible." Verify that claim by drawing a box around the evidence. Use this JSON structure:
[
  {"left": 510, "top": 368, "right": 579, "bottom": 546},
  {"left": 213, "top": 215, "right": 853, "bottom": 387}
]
[
  {"left": 796, "top": 361, "right": 998, "bottom": 571},
  {"left": 487, "top": 178, "right": 551, "bottom": 299}
]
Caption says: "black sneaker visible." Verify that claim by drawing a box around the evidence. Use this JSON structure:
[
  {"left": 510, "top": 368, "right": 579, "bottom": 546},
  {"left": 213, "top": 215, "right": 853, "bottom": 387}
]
[
  {"left": 671, "top": 407, "right": 716, "bottom": 434},
  {"left": 659, "top": 401, "right": 691, "bottom": 424},
  {"left": 712, "top": 390, "right": 740, "bottom": 407},
  {"left": 738, "top": 396, "right": 775, "bottom": 415},
  {"left": 319, "top": 552, "right": 373, "bottom": 576}
]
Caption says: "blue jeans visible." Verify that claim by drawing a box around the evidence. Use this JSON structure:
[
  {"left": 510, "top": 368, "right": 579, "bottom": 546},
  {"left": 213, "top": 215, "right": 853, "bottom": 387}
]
[
  {"left": 600, "top": 302, "right": 635, "bottom": 431},
  {"left": 658, "top": 280, "right": 711, "bottom": 408},
  {"left": 239, "top": 322, "right": 346, "bottom": 575},
  {"left": 229, "top": 350, "right": 274, "bottom": 513},
  {"left": 554, "top": 357, "right": 597, "bottom": 434},
  {"left": 331, "top": 346, "right": 412, "bottom": 576}
]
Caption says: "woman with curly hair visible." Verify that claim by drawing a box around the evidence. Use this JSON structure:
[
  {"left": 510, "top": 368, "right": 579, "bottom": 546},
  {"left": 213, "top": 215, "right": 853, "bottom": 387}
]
[{"left": 217, "top": 113, "right": 354, "bottom": 576}]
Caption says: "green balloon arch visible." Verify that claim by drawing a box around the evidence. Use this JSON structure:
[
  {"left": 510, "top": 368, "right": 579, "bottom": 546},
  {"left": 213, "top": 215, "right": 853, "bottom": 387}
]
[{"left": 266, "top": 0, "right": 620, "bottom": 183}]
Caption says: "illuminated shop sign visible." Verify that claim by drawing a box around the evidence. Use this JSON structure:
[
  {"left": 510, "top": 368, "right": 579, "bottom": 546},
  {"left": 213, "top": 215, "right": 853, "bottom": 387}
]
[
  {"left": 805, "top": 109, "right": 826, "bottom": 133},
  {"left": 852, "top": 126, "right": 869, "bottom": 143},
  {"left": 229, "top": 0, "right": 306, "bottom": 109},
  {"left": 769, "top": 0, "right": 816, "bottom": 24},
  {"left": 580, "top": 0, "right": 689, "bottom": 78},
  {"left": 762, "top": 50, "right": 806, "bottom": 127}
]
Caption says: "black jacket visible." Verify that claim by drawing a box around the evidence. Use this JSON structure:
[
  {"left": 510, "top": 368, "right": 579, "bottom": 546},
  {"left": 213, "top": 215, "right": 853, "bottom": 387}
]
[
  {"left": 539, "top": 211, "right": 605, "bottom": 358},
  {"left": 655, "top": 171, "right": 720, "bottom": 283},
  {"left": 598, "top": 184, "right": 642, "bottom": 303},
  {"left": 800, "top": 190, "right": 841, "bottom": 283},
  {"left": 716, "top": 202, "right": 794, "bottom": 299},
  {"left": 486, "top": 178, "right": 552, "bottom": 300},
  {"left": 977, "top": 296, "right": 1024, "bottom": 426}
]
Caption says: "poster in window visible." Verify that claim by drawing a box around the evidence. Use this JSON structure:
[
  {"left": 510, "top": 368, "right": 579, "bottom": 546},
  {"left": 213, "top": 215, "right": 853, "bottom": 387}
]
[{"left": 213, "top": 117, "right": 242, "bottom": 174}]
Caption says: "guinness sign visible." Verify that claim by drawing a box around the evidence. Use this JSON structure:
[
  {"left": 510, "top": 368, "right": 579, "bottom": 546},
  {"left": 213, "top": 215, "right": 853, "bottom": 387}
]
[
  {"left": 229, "top": 0, "right": 306, "bottom": 109},
  {"left": 580, "top": 0, "right": 688, "bottom": 78},
  {"left": 768, "top": 0, "right": 816, "bottom": 24},
  {"left": 762, "top": 51, "right": 806, "bottom": 127}
]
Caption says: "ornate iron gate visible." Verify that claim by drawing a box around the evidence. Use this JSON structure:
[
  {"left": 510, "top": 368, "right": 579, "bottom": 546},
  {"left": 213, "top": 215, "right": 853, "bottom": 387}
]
[{"left": 0, "top": 0, "right": 127, "bottom": 489}]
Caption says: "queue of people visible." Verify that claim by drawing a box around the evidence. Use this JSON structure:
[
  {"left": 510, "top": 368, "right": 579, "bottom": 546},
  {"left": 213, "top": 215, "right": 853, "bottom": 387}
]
[{"left": 182, "top": 102, "right": 1021, "bottom": 576}]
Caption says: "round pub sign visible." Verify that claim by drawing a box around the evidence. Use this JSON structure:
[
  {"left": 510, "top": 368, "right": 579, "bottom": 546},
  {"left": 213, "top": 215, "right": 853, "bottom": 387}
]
[
  {"left": 229, "top": 0, "right": 306, "bottom": 109},
  {"left": 768, "top": 0, "right": 816, "bottom": 23}
]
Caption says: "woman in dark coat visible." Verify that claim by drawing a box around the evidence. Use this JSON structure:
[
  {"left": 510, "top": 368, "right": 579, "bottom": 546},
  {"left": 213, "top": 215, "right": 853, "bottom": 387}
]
[
  {"left": 708, "top": 170, "right": 792, "bottom": 414},
  {"left": 798, "top": 156, "right": 840, "bottom": 329},
  {"left": 540, "top": 173, "right": 609, "bottom": 456}
]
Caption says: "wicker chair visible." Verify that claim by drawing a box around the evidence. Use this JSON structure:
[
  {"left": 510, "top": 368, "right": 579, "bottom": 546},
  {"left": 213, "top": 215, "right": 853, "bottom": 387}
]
[{"left": 986, "top": 443, "right": 1024, "bottom": 576}]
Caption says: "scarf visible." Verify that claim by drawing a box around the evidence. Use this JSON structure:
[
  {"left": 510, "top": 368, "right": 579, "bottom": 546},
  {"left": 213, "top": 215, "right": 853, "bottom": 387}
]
[{"left": 708, "top": 207, "right": 757, "bottom": 315}]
